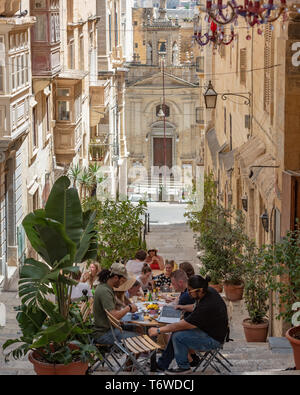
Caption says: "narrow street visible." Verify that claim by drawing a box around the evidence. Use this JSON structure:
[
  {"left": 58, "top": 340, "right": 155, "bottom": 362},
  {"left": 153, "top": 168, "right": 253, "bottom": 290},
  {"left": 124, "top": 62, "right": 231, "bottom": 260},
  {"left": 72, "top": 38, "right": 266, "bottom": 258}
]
[{"left": 0, "top": 205, "right": 297, "bottom": 375}]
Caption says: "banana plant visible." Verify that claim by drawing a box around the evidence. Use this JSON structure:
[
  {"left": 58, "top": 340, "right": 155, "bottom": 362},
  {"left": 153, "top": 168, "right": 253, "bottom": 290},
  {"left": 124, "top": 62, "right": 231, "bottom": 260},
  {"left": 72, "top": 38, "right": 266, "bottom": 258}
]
[{"left": 2, "top": 176, "right": 100, "bottom": 364}]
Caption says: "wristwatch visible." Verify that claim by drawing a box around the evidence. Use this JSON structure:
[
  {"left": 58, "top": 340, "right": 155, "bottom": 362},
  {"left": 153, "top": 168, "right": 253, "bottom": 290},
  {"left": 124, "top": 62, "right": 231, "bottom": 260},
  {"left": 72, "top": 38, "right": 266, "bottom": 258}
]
[{"left": 157, "top": 328, "right": 161, "bottom": 335}]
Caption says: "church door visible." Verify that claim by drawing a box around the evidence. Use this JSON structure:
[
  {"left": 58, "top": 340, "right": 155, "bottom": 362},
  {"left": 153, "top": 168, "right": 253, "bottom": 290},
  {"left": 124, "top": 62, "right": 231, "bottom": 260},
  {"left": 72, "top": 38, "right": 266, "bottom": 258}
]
[{"left": 153, "top": 137, "right": 172, "bottom": 169}]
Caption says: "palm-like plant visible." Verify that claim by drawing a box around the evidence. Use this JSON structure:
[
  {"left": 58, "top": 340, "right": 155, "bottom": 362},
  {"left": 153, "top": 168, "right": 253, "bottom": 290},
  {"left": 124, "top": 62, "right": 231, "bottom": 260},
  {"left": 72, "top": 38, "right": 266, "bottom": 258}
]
[
  {"left": 68, "top": 164, "right": 81, "bottom": 188},
  {"left": 2, "top": 176, "right": 100, "bottom": 365},
  {"left": 78, "top": 168, "right": 92, "bottom": 199}
]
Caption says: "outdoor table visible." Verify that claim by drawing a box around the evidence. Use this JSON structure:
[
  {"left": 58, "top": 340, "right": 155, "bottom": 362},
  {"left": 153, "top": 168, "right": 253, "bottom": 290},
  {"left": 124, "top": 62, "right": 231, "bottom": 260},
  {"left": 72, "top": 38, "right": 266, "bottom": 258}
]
[{"left": 121, "top": 297, "right": 179, "bottom": 371}]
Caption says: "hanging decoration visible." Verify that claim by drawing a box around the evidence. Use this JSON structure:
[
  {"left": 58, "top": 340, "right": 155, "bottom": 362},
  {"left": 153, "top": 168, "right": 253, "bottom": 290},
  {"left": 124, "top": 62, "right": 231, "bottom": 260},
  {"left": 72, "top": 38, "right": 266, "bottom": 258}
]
[
  {"left": 197, "top": 0, "right": 290, "bottom": 34},
  {"left": 193, "top": 17, "right": 236, "bottom": 46}
]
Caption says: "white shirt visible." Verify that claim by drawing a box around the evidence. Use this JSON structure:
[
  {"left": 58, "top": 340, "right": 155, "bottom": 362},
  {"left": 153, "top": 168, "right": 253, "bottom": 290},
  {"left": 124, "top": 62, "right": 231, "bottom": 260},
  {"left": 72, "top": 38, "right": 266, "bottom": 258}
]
[
  {"left": 126, "top": 260, "right": 145, "bottom": 276},
  {"left": 71, "top": 282, "right": 93, "bottom": 300}
]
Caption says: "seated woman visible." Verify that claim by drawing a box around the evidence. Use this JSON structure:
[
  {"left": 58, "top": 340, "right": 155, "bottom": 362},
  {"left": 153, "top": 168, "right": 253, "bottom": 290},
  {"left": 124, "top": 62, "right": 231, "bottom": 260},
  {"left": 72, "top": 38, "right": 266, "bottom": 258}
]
[
  {"left": 114, "top": 278, "right": 143, "bottom": 334},
  {"left": 114, "top": 277, "right": 136, "bottom": 309},
  {"left": 153, "top": 260, "right": 175, "bottom": 290},
  {"left": 145, "top": 249, "right": 164, "bottom": 270},
  {"left": 137, "top": 264, "right": 153, "bottom": 293},
  {"left": 179, "top": 261, "right": 195, "bottom": 279},
  {"left": 126, "top": 280, "right": 143, "bottom": 300},
  {"left": 80, "top": 261, "right": 101, "bottom": 290}
]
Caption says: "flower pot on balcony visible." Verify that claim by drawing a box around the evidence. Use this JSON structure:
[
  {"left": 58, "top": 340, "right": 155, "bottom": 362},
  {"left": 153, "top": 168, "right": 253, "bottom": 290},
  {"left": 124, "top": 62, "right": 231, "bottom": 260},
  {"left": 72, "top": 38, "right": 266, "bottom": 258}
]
[
  {"left": 242, "top": 318, "right": 269, "bottom": 342},
  {"left": 286, "top": 326, "right": 300, "bottom": 370}
]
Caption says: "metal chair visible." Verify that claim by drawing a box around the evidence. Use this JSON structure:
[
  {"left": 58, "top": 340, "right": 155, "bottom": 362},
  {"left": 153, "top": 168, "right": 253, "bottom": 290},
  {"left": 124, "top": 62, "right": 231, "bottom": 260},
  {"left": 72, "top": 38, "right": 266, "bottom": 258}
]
[
  {"left": 192, "top": 328, "right": 233, "bottom": 374},
  {"left": 88, "top": 309, "right": 163, "bottom": 375}
]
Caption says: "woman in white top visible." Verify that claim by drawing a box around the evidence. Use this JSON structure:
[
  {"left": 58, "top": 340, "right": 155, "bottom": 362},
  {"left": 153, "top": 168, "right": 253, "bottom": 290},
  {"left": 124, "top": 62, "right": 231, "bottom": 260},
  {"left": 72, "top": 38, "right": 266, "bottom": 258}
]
[
  {"left": 125, "top": 250, "right": 147, "bottom": 276},
  {"left": 137, "top": 264, "right": 153, "bottom": 292}
]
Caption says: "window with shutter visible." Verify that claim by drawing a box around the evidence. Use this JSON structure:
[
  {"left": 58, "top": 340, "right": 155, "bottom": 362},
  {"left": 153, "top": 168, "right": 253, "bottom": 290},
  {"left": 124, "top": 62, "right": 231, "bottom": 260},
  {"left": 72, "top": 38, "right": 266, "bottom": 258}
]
[
  {"left": 240, "top": 48, "right": 246, "bottom": 85},
  {"left": 263, "top": 23, "right": 274, "bottom": 116},
  {"left": 196, "top": 56, "right": 204, "bottom": 73}
]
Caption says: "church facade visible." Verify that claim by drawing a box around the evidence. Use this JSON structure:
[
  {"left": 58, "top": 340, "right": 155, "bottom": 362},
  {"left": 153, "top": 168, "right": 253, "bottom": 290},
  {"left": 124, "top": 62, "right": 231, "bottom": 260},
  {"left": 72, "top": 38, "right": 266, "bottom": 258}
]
[{"left": 125, "top": 2, "right": 204, "bottom": 200}]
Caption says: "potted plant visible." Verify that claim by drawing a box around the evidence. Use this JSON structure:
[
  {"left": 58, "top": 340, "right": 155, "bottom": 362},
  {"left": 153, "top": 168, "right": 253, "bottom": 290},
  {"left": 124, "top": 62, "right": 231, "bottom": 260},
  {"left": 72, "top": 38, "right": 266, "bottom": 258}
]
[
  {"left": 83, "top": 197, "right": 148, "bottom": 269},
  {"left": 185, "top": 172, "right": 247, "bottom": 301},
  {"left": 199, "top": 205, "right": 246, "bottom": 301},
  {"left": 262, "top": 227, "right": 300, "bottom": 369},
  {"left": 242, "top": 244, "right": 269, "bottom": 342},
  {"left": 207, "top": 270, "right": 223, "bottom": 293},
  {"left": 2, "top": 176, "right": 101, "bottom": 375}
]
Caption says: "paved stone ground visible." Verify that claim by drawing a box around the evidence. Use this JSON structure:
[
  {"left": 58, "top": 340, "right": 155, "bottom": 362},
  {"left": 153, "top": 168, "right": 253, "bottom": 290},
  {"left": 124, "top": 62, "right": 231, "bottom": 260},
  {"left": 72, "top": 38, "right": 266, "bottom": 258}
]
[{"left": 0, "top": 223, "right": 298, "bottom": 375}]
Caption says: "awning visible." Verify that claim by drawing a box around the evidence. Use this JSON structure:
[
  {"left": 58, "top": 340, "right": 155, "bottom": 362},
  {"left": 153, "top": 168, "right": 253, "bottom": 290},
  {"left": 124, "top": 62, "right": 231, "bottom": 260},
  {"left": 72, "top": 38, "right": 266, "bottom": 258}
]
[
  {"left": 249, "top": 153, "right": 277, "bottom": 203},
  {"left": 58, "top": 70, "right": 89, "bottom": 80},
  {"left": 219, "top": 150, "right": 235, "bottom": 172},
  {"left": 235, "top": 136, "right": 266, "bottom": 176}
]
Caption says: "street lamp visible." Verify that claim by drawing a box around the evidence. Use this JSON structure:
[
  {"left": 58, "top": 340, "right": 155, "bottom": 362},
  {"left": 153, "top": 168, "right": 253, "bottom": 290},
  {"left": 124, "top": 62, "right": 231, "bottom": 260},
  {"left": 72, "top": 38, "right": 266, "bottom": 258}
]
[
  {"left": 203, "top": 80, "right": 251, "bottom": 109},
  {"left": 260, "top": 211, "right": 269, "bottom": 232},
  {"left": 241, "top": 195, "right": 248, "bottom": 212},
  {"left": 158, "top": 42, "right": 167, "bottom": 201},
  {"left": 203, "top": 80, "right": 218, "bottom": 109}
]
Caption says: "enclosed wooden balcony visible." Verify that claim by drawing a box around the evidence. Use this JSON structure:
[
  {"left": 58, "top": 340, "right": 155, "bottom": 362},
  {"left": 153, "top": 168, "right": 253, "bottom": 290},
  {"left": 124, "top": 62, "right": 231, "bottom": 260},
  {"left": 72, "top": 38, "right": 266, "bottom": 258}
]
[
  {"left": 90, "top": 79, "right": 110, "bottom": 127},
  {"left": 30, "top": 0, "right": 61, "bottom": 77}
]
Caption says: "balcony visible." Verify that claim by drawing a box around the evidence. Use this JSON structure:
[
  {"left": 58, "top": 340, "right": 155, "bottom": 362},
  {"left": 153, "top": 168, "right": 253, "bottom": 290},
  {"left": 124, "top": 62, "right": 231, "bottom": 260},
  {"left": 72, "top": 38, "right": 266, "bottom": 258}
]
[
  {"left": 111, "top": 45, "right": 124, "bottom": 67},
  {"left": 54, "top": 121, "right": 82, "bottom": 164},
  {"left": 0, "top": 95, "right": 30, "bottom": 150},
  {"left": 30, "top": 0, "right": 61, "bottom": 78},
  {"left": 90, "top": 80, "right": 110, "bottom": 127}
]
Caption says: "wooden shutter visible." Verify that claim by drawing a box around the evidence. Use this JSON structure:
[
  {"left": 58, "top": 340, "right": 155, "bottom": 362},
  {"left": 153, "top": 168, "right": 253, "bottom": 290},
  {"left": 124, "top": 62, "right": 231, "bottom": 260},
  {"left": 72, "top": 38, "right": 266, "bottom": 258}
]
[
  {"left": 264, "top": 23, "right": 274, "bottom": 116},
  {"left": 240, "top": 48, "right": 247, "bottom": 84}
]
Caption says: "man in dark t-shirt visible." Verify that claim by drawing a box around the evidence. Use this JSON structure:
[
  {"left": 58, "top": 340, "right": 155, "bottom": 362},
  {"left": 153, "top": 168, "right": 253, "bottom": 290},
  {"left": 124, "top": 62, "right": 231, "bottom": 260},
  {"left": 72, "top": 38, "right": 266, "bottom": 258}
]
[{"left": 149, "top": 275, "right": 228, "bottom": 374}]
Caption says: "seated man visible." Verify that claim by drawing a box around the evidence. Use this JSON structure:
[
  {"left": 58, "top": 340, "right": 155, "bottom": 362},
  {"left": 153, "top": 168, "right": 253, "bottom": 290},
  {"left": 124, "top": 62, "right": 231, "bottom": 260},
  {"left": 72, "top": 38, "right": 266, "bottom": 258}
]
[
  {"left": 169, "top": 269, "right": 195, "bottom": 319},
  {"left": 148, "top": 275, "right": 229, "bottom": 374},
  {"left": 93, "top": 262, "right": 138, "bottom": 345}
]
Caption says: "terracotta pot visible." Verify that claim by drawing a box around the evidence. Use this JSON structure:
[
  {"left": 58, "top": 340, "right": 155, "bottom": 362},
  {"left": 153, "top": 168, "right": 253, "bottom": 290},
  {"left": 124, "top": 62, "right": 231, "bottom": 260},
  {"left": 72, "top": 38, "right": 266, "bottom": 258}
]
[
  {"left": 242, "top": 318, "right": 269, "bottom": 342},
  {"left": 223, "top": 283, "right": 244, "bottom": 302},
  {"left": 29, "top": 350, "right": 88, "bottom": 375},
  {"left": 286, "top": 326, "right": 300, "bottom": 370},
  {"left": 209, "top": 283, "right": 223, "bottom": 293}
]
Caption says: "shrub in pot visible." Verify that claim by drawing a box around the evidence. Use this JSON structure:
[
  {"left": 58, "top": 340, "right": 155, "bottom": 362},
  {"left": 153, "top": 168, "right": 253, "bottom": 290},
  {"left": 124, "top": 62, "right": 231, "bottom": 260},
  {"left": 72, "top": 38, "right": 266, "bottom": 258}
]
[
  {"left": 83, "top": 197, "right": 148, "bottom": 269},
  {"left": 242, "top": 244, "right": 269, "bottom": 342},
  {"left": 185, "top": 172, "right": 248, "bottom": 301},
  {"left": 2, "top": 176, "right": 101, "bottom": 374},
  {"left": 199, "top": 267, "right": 223, "bottom": 293},
  {"left": 262, "top": 227, "right": 300, "bottom": 369}
]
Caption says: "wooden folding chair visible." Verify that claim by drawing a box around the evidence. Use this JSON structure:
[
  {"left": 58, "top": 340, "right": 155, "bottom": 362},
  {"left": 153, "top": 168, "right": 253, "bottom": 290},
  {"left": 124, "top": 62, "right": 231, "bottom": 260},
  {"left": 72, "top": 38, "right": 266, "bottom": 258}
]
[{"left": 89, "top": 309, "right": 162, "bottom": 375}]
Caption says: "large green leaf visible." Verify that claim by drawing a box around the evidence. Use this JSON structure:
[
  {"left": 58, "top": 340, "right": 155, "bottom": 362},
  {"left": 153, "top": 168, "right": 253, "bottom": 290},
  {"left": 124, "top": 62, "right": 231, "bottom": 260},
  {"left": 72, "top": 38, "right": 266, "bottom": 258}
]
[
  {"left": 19, "top": 258, "right": 54, "bottom": 307},
  {"left": 31, "top": 321, "right": 73, "bottom": 349},
  {"left": 45, "top": 176, "right": 83, "bottom": 246},
  {"left": 15, "top": 304, "right": 47, "bottom": 339},
  {"left": 22, "top": 213, "right": 76, "bottom": 265},
  {"left": 75, "top": 210, "right": 98, "bottom": 263}
]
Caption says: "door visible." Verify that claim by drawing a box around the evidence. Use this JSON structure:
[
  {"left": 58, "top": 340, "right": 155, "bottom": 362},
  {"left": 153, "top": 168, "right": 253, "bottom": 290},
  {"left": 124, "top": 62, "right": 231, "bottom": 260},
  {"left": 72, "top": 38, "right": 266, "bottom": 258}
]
[{"left": 153, "top": 137, "right": 172, "bottom": 169}]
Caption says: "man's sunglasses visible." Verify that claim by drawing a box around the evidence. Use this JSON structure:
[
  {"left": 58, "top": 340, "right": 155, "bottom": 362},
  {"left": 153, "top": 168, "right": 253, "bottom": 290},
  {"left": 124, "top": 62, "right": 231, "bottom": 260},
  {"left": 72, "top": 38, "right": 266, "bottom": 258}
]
[{"left": 188, "top": 288, "right": 201, "bottom": 294}]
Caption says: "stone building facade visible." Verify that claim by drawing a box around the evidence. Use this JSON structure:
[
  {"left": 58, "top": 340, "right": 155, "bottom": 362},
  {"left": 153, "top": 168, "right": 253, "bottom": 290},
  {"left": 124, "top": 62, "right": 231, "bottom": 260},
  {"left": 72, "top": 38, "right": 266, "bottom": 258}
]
[
  {"left": 95, "top": 0, "right": 134, "bottom": 199},
  {"left": 0, "top": 0, "right": 100, "bottom": 288},
  {"left": 126, "top": 1, "right": 203, "bottom": 200}
]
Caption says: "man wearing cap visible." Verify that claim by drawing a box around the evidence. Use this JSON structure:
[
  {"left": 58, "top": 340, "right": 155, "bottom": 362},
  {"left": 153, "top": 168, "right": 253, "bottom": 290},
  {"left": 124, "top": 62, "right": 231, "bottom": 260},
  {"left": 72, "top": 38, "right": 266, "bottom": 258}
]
[{"left": 93, "top": 262, "right": 138, "bottom": 345}]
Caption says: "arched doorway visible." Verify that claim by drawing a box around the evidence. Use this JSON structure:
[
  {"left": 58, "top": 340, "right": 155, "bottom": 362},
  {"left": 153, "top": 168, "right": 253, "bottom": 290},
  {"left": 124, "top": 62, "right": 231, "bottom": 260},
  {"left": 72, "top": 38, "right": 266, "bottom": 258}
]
[{"left": 149, "top": 120, "right": 176, "bottom": 173}]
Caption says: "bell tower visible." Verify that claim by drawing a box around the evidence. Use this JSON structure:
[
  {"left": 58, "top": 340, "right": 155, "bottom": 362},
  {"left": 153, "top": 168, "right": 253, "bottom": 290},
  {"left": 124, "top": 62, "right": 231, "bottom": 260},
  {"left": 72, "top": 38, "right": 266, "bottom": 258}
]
[{"left": 143, "top": 0, "right": 181, "bottom": 67}]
